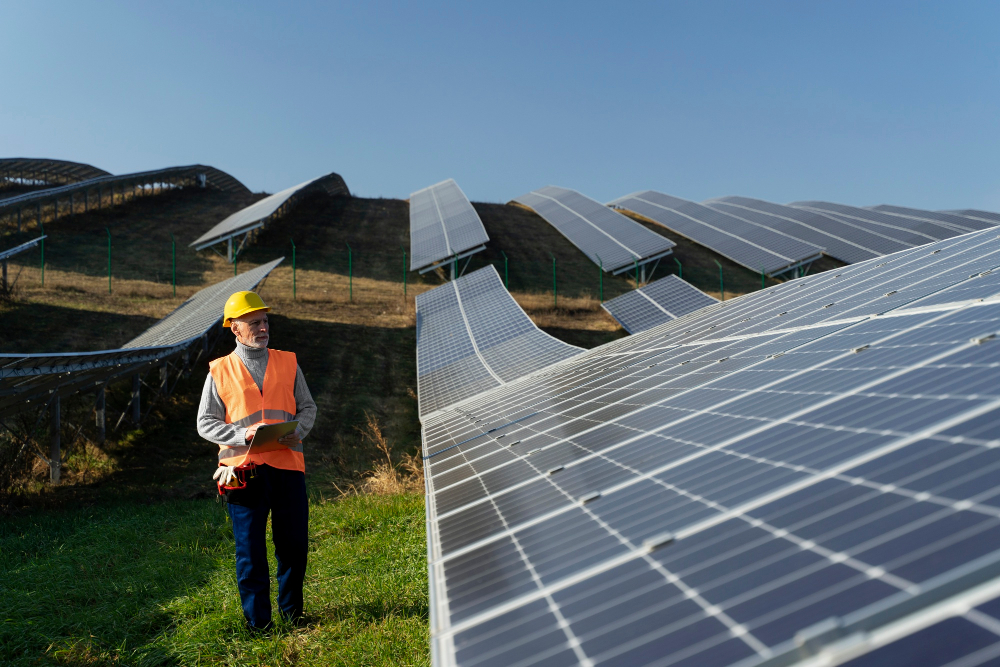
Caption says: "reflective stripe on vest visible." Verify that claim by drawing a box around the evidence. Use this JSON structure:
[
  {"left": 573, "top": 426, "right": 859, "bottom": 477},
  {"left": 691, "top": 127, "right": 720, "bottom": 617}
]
[{"left": 208, "top": 348, "right": 305, "bottom": 472}]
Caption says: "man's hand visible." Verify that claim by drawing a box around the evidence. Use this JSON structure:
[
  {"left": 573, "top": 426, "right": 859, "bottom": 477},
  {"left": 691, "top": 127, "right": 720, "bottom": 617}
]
[
  {"left": 244, "top": 421, "right": 266, "bottom": 443},
  {"left": 213, "top": 465, "right": 237, "bottom": 486},
  {"left": 278, "top": 428, "right": 302, "bottom": 447}
]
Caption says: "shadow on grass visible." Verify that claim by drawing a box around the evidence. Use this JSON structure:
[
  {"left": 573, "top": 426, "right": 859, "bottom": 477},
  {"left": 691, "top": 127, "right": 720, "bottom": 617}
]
[{"left": 0, "top": 300, "right": 159, "bottom": 353}]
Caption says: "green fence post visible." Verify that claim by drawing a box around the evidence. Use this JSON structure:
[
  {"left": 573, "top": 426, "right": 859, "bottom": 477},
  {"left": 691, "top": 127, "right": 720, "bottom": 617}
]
[
  {"left": 400, "top": 244, "right": 406, "bottom": 297},
  {"left": 170, "top": 233, "right": 176, "bottom": 297},
  {"left": 291, "top": 238, "right": 297, "bottom": 300},
  {"left": 549, "top": 252, "right": 557, "bottom": 308},
  {"left": 39, "top": 222, "right": 45, "bottom": 285},
  {"left": 500, "top": 250, "right": 508, "bottom": 289},
  {"left": 596, "top": 254, "right": 603, "bottom": 302},
  {"left": 346, "top": 242, "right": 353, "bottom": 302},
  {"left": 674, "top": 257, "right": 682, "bottom": 280},
  {"left": 106, "top": 227, "right": 112, "bottom": 294},
  {"left": 714, "top": 259, "right": 724, "bottom": 300}
]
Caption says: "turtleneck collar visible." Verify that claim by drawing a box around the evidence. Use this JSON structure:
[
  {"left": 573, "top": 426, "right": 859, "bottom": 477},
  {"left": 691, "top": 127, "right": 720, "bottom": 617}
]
[{"left": 236, "top": 339, "right": 268, "bottom": 360}]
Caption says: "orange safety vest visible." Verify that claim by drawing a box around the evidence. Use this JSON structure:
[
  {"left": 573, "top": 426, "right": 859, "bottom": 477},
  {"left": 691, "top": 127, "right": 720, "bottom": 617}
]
[{"left": 208, "top": 348, "right": 305, "bottom": 472}]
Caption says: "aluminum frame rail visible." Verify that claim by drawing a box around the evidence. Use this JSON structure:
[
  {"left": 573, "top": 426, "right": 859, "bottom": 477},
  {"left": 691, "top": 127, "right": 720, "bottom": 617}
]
[
  {"left": 0, "top": 158, "right": 110, "bottom": 188},
  {"left": 191, "top": 172, "right": 349, "bottom": 258},
  {"left": 512, "top": 186, "right": 676, "bottom": 275},
  {"left": 422, "top": 227, "right": 1000, "bottom": 667},
  {"left": 0, "top": 235, "right": 46, "bottom": 262},
  {"left": 610, "top": 191, "right": 825, "bottom": 276},
  {"left": 0, "top": 258, "right": 283, "bottom": 417},
  {"left": 601, "top": 274, "right": 718, "bottom": 334},
  {"left": 410, "top": 179, "right": 490, "bottom": 275},
  {"left": 416, "top": 265, "right": 583, "bottom": 417}
]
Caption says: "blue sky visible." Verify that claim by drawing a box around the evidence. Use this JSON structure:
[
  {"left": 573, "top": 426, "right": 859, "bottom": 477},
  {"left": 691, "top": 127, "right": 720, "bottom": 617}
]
[{"left": 2, "top": 1, "right": 998, "bottom": 209}]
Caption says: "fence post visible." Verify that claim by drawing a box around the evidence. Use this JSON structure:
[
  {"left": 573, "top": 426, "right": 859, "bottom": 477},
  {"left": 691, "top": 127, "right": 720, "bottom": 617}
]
[
  {"left": 596, "top": 254, "right": 603, "bottom": 302},
  {"left": 400, "top": 244, "right": 407, "bottom": 297},
  {"left": 171, "top": 233, "right": 176, "bottom": 297},
  {"left": 500, "top": 250, "right": 508, "bottom": 289},
  {"left": 106, "top": 227, "right": 112, "bottom": 294},
  {"left": 50, "top": 396, "right": 60, "bottom": 484},
  {"left": 674, "top": 257, "right": 682, "bottom": 280},
  {"left": 346, "top": 242, "right": 353, "bottom": 302},
  {"left": 714, "top": 259, "right": 724, "bottom": 300},
  {"left": 291, "top": 238, "right": 297, "bottom": 300},
  {"left": 131, "top": 374, "right": 141, "bottom": 424},
  {"left": 549, "top": 252, "right": 557, "bottom": 308},
  {"left": 96, "top": 386, "right": 106, "bottom": 445}
]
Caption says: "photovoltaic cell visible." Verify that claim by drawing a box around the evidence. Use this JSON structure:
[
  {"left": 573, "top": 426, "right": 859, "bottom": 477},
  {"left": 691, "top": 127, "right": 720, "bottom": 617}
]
[
  {"left": 949, "top": 210, "right": 1000, "bottom": 225},
  {"left": 512, "top": 186, "right": 675, "bottom": 273},
  {"left": 705, "top": 196, "right": 895, "bottom": 264},
  {"left": 416, "top": 265, "right": 582, "bottom": 416},
  {"left": 609, "top": 191, "right": 824, "bottom": 276},
  {"left": 410, "top": 179, "right": 490, "bottom": 272},
  {"left": 422, "top": 227, "right": 1000, "bottom": 667},
  {"left": 602, "top": 275, "right": 718, "bottom": 334}
]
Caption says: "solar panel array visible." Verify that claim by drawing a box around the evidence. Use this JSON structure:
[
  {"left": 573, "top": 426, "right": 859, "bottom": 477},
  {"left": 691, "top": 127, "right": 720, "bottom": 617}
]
[
  {"left": 0, "top": 259, "right": 283, "bottom": 417},
  {"left": 410, "top": 179, "right": 490, "bottom": 272},
  {"left": 871, "top": 204, "right": 998, "bottom": 233},
  {"left": 602, "top": 275, "right": 718, "bottom": 334},
  {"left": 416, "top": 265, "right": 582, "bottom": 417},
  {"left": 0, "top": 158, "right": 111, "bottom": 187},
  {"left": 950, "top": 210, "right": 1000, "bottom": 225},
  {"left": 0, "top": 235, "right": 46, "bottom": 262},
  {"left": 512, "top": 187, "right": 675, "bottom": 274},
  {"left": 422, "top": 227, "right": 1000, "bottom": 667},
  {"left": 191, "top": 172, "right": 348, "bottom": 250},
  {"left": 704, "top": 196, "right": 892, "bottom": 264},
  {"left": 609, "top": 191, "right": 824, "bottom": 276},
  {"left": 790, "top": 201, "right": 964, "bottom": 247}
]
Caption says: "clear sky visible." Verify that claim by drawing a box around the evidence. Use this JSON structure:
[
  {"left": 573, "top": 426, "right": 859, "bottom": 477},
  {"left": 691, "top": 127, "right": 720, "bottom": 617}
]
[{"left": 2, "top": 1, "right": 998, "bottom": 209}]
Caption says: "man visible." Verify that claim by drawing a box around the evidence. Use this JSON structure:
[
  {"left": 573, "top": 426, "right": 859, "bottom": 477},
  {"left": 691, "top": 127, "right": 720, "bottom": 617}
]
[{"left": 197, "top": 290, "right": 317, "bottom": 631}]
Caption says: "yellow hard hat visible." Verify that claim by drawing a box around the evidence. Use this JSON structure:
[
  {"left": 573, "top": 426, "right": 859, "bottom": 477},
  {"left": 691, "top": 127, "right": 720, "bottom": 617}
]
[{"left": 223, "top": 291, "right": 269, "bottom": 327}]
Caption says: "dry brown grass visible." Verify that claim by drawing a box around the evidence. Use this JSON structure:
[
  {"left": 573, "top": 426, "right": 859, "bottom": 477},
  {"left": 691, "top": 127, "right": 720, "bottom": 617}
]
[{"left": 350, "top": 412, "right": 423, "bottom": 496}]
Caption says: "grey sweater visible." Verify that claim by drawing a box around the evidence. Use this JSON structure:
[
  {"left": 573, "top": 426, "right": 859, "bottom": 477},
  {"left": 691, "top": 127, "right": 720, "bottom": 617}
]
[{"left": 197, "top": 341, "right": 317, "bottom": 447}]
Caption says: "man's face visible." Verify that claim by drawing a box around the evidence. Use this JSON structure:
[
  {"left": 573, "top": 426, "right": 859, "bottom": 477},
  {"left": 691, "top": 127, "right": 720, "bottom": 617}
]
[{"left": 232, "top": 311, "right": 269, "bottom": 349}]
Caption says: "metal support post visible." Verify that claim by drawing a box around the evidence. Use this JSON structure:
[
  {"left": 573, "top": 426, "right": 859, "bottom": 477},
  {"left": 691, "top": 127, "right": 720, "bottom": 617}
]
[
  {"left": 714, "top": 259, "right": 724, "bottom": 300},
  {"left": 400, "top": 244, "right": 406, "bottom": 296},
  {"left": 674, "top": 257, "right": 682, "bottom": 279},
  {"left": 227, "top": 237, "right": 233, "bottom": 263},
  {"left": 501, "top": 250, "right": 508, "bottom": 289},
  {"left": 346, "top": 243, "right": 353, "bottom": 301},
  {"left": 597, "top": 254, "right": 603, "bottom": 302},
  {"left": 634, "top": 258, "right": 639, "bottom": 289},
  {"left": 131, "top": 374, "right": 141, "bottom": 423},
  {"left": 549, "top": 252, "right": 557, "bottom": 308},
  {"left": 160, "top": 363, "right": 169, "bottom": 395},
  {"left": 106, "top": 228, "right": 112, "bottom": 293},
  {"left": 170, "top": 233, "right": 176, "bottom": 297},
  {"left": 291, "top": 238, "right": 297, "bottom": 300},
  {"left": 96, "top": 386, "right": 106, "bottom": 445},
  {"left": 450, "top": 253, "right": 456, "bottom": 281},
  {"left": 761, "top": 268, "right": 766, "bottom": 290},
  {"left": 50, "top": 396, "right": 61, "bottom": 484},
  {"left": 641, "top": 263, "right": 647, "bottom": 285}
]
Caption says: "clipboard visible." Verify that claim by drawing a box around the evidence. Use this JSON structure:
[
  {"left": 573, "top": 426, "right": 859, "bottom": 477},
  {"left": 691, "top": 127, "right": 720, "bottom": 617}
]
[{"left": 248, "top": 421, "right": 299, "bottom": 454}]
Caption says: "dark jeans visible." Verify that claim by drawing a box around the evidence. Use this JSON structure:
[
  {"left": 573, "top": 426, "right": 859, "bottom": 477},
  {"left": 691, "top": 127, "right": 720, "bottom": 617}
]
[{"left": 225, "top": 464, "right": 308, "bottom": 629}]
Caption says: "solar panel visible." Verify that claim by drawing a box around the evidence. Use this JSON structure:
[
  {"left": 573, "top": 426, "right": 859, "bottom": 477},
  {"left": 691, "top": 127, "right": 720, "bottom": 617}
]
[
  {"left": 871, "top": 204, "right": 999, "bottom": 233},
  {"left": 410, "top": 179, "right": 490, "bottom": 273},
  {"left": 512, "top": 187, "right": 675, "bottom": 274},
  {"left": 0, "top": 258, "right": 283, "bottom": 416},
  {"left": 705, "top": 196, "right": 894, "bottom": 264},
  {"left": 416, "top": 265, "right": 582, "bottom": 417},
  {"left": 790, "top": 201, "right": 964, "bottom": 245},
  {"left": 422, "top": 227, "right": 1000, "bottom": 667},
  {"left": 609, "top": 191, "right": 824, "bottom": 276},
  {"left": 602, "top": 275, "right": 718, "bottom": 334},
  {"left": 190, "top": 172, "right": 348, "bottom": 251},
  {"left": 0, "top": 158, "right": 110, "bottom": 187},
  {"left": 948, "top": 209, "right": 1000, "bottom": 225},
  {"left": 0, "top": 235, "right": 46, "bottom": 262}
]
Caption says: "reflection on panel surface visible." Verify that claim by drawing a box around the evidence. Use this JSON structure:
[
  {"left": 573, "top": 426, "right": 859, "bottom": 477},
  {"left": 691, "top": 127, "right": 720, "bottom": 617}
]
[{"left": 602, "top": 275, "right": 718, "bottom": 334}]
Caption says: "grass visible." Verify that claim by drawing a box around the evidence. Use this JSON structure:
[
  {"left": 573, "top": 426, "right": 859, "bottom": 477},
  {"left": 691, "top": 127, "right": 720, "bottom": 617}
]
[{"left": 1, "top": 492, "right": 428, "bottom": 666}]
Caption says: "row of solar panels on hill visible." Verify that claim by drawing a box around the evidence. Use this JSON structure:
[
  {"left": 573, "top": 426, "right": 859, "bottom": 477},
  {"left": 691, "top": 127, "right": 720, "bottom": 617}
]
[
  {"left": 0, "top": 158, "right": 111, "bottom": 189},
  {"left": 410, "top": 179, "right": 491, "bottom": 278},
  {"left": 601, "top": 274, "right": 718, "bottom": 334},
  {"left": 191, "top": 172, "right": 349, "bottom": 260},
  {"left": 513, "top": 186, "right": 676, "bottom": 279},
  {"left": 421, "top": 226, "right": 1000, "bottom": 666},
  {"left": 416, "top": 265, "right": 582, "bottom": 416},
  {"left": 0, "top": 259, "right": 283, "bottom": 483}
]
